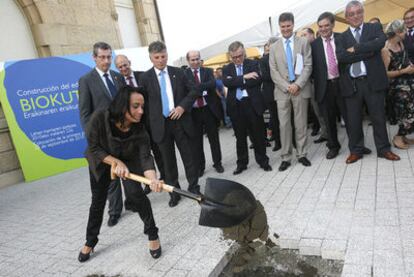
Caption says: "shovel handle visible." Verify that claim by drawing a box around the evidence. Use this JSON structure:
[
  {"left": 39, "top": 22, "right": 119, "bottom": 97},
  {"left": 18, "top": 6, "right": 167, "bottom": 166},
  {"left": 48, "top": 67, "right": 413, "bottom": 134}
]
[{"left": 127, "top": 173, "right": 202, "bottom": 202}]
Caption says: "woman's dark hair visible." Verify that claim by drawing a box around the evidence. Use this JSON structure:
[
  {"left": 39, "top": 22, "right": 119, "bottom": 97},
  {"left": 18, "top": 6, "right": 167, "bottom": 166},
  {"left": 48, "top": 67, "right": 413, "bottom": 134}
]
[{"left": 109, "top": 85, "right": 144, "bottom": 127}]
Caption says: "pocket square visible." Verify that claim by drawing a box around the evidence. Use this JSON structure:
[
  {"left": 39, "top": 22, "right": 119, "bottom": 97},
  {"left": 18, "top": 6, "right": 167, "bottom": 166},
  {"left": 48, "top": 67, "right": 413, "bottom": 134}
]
[{"left": 226, "top": 76, "right": 232, "bottom": 79}]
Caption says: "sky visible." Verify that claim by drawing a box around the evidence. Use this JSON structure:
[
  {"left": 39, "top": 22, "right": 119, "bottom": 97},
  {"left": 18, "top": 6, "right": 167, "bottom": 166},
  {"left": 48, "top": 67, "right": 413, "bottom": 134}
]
[{"left": 156, "top": 0, "right": 306, "bottom": 62}]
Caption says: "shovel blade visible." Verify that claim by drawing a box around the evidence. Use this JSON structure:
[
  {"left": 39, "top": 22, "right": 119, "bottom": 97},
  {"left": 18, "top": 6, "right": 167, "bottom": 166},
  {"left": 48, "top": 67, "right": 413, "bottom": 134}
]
[{"left": 198, "top": 178, "right": 257, "bottom": 228}]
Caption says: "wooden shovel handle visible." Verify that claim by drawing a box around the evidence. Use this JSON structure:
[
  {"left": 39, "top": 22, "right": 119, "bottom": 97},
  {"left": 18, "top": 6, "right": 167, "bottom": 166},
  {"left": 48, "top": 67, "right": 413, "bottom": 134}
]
[{"left": 127, "top": 173, "right": 175, "bottom": 193}]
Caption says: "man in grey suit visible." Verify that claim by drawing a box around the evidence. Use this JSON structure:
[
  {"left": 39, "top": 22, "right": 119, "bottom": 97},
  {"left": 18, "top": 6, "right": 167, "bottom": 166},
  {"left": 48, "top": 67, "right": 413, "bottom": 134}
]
[
  {"left": 269, "top": 12, "right": 313, "bottom": 171},
  {"left": 78, "top": 42, "right": 125, "bottom": 227}
]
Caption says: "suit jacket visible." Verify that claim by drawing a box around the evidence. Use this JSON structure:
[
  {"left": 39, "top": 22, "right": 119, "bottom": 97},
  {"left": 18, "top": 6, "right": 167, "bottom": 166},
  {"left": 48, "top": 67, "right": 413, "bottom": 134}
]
[
  {"left": 259, "top": 53, "right": 275, "bottom": 104},
  {"left": 403, "top": 33, "right": 414, "bottom": 63},
  {"left": 78, "top": 68, "right": 124, "bottom": 128},
  {"left": 184, "top": 67, "right": 223, "bottom": 120},
  {"left": 311, "top": 33, "right": 341, "bottom": 103},
  {"left": 336, "top": 22, "right": 388, "bottom": 96},
  {"left": 269, "top": 36, "right": 313, "bottom": 100},
  {"left": 222, "top": 58, "right": 265, "bottom": 116},
  {"left": 139, "top": 66, "right": 199, "bottom": 143}
]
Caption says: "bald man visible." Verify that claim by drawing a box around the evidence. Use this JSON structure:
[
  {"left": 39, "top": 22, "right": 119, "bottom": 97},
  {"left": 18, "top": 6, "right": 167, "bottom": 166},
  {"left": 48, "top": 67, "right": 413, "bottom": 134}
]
[{"left": 184, "top": 50, "right": 224, "bottom": 175}]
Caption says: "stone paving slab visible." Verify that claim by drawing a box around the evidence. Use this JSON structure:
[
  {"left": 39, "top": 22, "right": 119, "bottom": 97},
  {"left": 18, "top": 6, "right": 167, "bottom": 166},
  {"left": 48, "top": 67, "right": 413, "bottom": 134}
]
[{"left": 1, "top": 123, "right": 414, "bottom": 276}]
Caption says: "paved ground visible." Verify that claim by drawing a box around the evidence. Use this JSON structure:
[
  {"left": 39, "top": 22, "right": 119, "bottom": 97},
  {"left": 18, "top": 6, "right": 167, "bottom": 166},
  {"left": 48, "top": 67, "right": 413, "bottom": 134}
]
[{"left": 0, "top": 123, "right": 413, "bottom": 277}]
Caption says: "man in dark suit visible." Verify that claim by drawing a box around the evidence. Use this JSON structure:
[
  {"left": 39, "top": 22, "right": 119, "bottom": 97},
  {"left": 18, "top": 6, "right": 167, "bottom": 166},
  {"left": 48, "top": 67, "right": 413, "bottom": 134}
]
[
  {"left": 403, "top": 7, "right": 414, "bottom": 63},
  {"left": 184, "top": 50, "right": 224, "bottom": 176},
  {"left": 223, "top": 41, "right": 272, "bottom": 175},
  {"left": 78, "top": 42, "right": 125, "bottom": 227},
  {"left": 115, "top": 54, "right": 165, "bottom": 194},
  {"left": 140, "top": 41, "right": 200, "bottom": 207},
  {"left": 311, "top": 12, "right": 345, "bottom": 159},
  {"left": 336, "top": 0, "right": 400, "bottom": 163},
  {"left": 259, "top": 38, "right": 281, "bottom": 152}
]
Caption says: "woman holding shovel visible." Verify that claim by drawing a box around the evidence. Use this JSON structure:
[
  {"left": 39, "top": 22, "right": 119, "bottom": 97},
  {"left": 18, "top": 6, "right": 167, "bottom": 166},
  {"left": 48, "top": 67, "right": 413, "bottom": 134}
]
[{"left": 78, "top": 85, "right": 163, "bottom": 262}]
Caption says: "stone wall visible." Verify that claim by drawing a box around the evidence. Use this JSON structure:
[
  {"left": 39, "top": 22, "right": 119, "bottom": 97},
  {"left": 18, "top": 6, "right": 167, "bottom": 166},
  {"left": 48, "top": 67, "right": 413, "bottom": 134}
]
[{"left": 0, "top": 0, "right": 163, "bottom": 188}]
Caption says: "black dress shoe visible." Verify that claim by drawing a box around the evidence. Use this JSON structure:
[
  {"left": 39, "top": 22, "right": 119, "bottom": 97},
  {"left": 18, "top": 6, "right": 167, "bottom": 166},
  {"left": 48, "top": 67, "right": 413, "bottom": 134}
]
[
  {"left": 261, "top": 164, "right": 273, "bottom": 172},
  {"left": 278, "top": 161, "right": 291, "bottom": 171},
  {"left": 78, "top": 247, "right": 93, "bottom": 262},
  {"left": 168, "top": 194, "right": 181, "bottom": 207},
  {"left": 273, "top": 143, "right": 281, "bottom": 152},
  {"left": 214, "top": 164, "right": 224, "bottom": 173},
  {"left": 150, "top": 246, "right": 162, "bottom": 259},
  {"left": 107, "top": 215, "right": 120, "bottom": 227},
  {"left": 326, "top": 149, "right": 339, "bottom": 159},
  {"left": 314, "top": 137, "right": 328, "bottom": 144},
  {"left": 233, "top": 166, "right": 247, "bottom": 175},
  {"left": 311, "top": 129, "right": 319, "bottom": 136},
  {"left": 363, "top": 147, "right": 372, "bottom": 155},
  {"left": 144, "top": 185, "right": 152, "bottom": 195},
  {"left": 298, "top": 157, "right": 311, "bottom": 166}
]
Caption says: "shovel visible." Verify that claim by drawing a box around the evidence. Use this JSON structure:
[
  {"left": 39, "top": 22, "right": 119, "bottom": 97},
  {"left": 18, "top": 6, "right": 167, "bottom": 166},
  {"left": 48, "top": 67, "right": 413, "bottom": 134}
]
[{"left": 125, "top": 173, "right": 257, "bottom": 228}]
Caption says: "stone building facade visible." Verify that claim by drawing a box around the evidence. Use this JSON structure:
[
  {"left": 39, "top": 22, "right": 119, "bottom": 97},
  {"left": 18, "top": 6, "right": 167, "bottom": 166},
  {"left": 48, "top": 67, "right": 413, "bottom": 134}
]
[{"left": 0, "top": 0, "right": 163, "bottom": 188}]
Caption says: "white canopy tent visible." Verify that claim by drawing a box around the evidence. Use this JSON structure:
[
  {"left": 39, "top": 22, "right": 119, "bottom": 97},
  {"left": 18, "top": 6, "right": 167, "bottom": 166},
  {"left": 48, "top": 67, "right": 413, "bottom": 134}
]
[{"left": 172, "top": 0, "right": 349, "bottom": 65}]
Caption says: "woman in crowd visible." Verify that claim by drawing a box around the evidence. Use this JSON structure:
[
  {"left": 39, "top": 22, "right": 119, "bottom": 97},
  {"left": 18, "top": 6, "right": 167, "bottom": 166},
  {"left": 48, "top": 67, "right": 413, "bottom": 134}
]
[
  {"left": 78, "top": 85, "right": 163, "bottom": 262},
  {"left": 382, "top": 19, "right": 414, "bottom": 149}
]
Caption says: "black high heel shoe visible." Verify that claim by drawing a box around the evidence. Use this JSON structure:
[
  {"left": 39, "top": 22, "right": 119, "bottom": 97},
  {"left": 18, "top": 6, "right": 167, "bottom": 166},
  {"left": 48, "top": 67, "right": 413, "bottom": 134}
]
[
  {"left": 78, "top": 246, "right": 93, "bottom": 262},
  {"left": 149, "top": 240, "right": 162, "bottom": 259}
]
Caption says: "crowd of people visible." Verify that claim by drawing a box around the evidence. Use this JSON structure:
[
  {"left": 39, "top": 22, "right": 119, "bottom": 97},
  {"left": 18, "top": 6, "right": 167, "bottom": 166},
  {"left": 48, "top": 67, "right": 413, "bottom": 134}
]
[{"left": 76, "top": 0, "right": 414, "bottom": 262}]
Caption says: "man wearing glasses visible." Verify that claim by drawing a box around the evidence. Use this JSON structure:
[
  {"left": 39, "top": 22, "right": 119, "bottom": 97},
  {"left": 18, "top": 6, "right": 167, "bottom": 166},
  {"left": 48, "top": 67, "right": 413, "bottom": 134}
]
[
  {"left": 79, "top": 42, "right": 125, "bottom": 227},
  {"left": 222, "top": 41, "right": 271, "bottom": 175},
  {"left": 336, "top": 0, "right": 400, "bottom": 163},
  {"left": 403, "top": 7, "right": 414, "bottom": 63}
]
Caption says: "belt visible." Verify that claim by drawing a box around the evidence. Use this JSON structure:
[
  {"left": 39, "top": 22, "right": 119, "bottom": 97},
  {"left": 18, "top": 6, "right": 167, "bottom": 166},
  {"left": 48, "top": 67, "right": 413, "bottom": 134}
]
[
  {"left": 327, "top": 78, "right": 339, "bottom": 83},
  {"left": 351, "top": 76, "right": 367, "bottom": 81},
  {"left": 288, "top": 80, "right": 295, "bottom": 84}
]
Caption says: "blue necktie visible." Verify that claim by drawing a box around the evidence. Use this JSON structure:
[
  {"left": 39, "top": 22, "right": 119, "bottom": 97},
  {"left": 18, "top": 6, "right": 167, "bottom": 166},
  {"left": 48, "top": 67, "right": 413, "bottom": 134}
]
[
  {"left": 103, "top": 73, "right": 117, "bottom": 98},
  {"left": 236, "top": 65, "right": 243, "bottom": 100},
  {"left": 159, "top": 71, "right": 170, "bottom": 117},
  {"left": 285, "top": 39, "right": 295, "bottom": 82}
]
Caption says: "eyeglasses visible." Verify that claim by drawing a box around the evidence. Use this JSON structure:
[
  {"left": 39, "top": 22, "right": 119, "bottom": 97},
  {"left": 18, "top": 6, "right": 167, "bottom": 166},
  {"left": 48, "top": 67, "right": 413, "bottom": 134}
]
[
  {"left": 230, "top": 53, "right": 244, "bottom": 60},
  {"left": 404, "top": 16, "right": 414, "bottom": 21},
  {"left": 96, "top": 55, "right": 112, "bottom": 60},
  {"left": 346, "top": 9, "right": 364, "bottom": 18}
]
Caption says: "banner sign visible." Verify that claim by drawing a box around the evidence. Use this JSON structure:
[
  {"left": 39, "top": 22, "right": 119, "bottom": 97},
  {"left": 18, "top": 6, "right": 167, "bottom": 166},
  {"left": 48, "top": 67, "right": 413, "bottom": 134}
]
[{"left": 0, "top": 47, "right": 151, "bottom": 182}]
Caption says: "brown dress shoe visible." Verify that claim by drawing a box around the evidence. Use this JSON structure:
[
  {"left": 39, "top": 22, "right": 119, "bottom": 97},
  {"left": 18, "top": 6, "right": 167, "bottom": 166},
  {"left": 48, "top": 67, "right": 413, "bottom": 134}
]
[
  {"left": 378, "top": 151, "right": 400, "bottom": 161},
  {"left": 346, "top": 153, "right": 362, "bottom": 164}
]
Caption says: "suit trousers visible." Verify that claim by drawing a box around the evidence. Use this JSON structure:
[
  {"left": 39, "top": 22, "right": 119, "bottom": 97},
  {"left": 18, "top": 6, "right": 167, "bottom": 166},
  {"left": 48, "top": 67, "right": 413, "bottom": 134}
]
[
  {"left": 230, "top": 98, "right": 269, "bottom": 168},
  {"left": 318, "top": 79, "right": 345, "bottom": 150},
  {"left": 266, "top": 100, "right": 281, "bottom": 143},
  {"left": 85, "top": 169, "right": 158, "bottom": 248},
  {"left": 344, "top": 78, "right": 390, "bottom": 155},
  {"left": 157, "top": 119, "right": 200, "bottom": 196},
  {"left": 191, "top": 106, "right": 222, "bottom": 171},
  {"left": 277, "top": 95, "right": 309, "bottom": 161},
  {"left": 310, "top": 90, "right": 327, "bottom": 138},
  {"left": 107, "top": 178, "right": 122, "bottom": 217}
]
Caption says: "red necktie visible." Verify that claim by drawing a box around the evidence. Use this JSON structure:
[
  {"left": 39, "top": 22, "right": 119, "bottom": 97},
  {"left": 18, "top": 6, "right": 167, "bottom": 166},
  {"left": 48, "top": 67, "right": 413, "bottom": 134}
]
[
  {"left": 194, "top": 69, "right": 204, "bottom": 107},
  {"left": 127, "top": 76, "right": 134, "bottom": 87}
]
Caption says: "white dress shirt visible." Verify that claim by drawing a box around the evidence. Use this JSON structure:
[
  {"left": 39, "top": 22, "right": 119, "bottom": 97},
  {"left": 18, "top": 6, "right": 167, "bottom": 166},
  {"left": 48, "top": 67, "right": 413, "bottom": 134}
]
[
  {"left": 95, "top": 67, "right": 114, "bottom": 97},
  {"left": 154, "top": 67, "right": 175, "bottom": 112}
]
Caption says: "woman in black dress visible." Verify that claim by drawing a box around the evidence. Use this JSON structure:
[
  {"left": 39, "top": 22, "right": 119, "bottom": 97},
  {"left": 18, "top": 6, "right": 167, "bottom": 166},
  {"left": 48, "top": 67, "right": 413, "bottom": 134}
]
[
  {"left": 78, "top": 86, "right": 163, "bottom": 262},
  {"left": 382, "top": 19, "right": 414, "bottom": 149}
]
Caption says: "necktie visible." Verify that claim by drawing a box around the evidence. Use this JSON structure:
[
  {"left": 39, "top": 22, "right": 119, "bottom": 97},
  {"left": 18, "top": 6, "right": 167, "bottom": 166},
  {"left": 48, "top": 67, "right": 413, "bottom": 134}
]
[
  {"left": 194, "top": 69, "right": 204, "bottom": 107},
  {"left": 103, "top": 73, "right": 117, "bottom": 98},
  {"left": 351, "top": 27, "right": 362, "bottom": 76},
  {"left": 286, "top": 39, "right": 295, "bottom": 82},
  {"left": 127, "top": 76, "right": 134, "bottom": 87},
  {"left": 408, "top": 29, "right": 413, "bottom": 41},
  {"left": 159, "top": 71, "right": 170, "bottom": 117},
  {"left": 236, "top": 65, "right": 244, "bottom": 100},
  {"left": 326, "top": 37, "right": 339, "bottom": 78}
]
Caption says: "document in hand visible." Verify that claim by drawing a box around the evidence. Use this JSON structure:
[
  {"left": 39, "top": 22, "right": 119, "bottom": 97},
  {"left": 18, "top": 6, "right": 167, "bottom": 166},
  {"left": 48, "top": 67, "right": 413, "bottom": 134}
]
[{"left": 295, "top": 53, "right": 303, "bottom": 75}]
